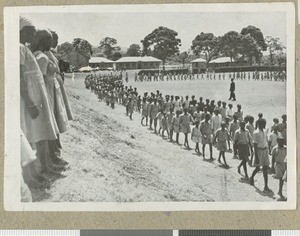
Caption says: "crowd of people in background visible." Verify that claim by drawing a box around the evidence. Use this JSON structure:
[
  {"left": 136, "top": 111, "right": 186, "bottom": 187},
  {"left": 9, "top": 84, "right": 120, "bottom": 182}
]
[
  {"left": 85, "top": 72, "right": 288, "bottom": 200},
  {"left": 132, "top": 70, "right": 286, "bottom": 82},
  {"left": 20, "top": 17, "right": 73, "bottom": 201}
]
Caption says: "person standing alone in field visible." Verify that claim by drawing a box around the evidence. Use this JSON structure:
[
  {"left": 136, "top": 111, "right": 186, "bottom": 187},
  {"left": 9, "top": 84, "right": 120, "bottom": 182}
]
[{"left": 229, "top": 78, "right": 236, "bottom": 101}]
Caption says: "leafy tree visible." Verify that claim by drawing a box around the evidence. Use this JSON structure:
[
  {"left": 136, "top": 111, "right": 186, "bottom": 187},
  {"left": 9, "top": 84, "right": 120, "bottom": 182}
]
[
  {"left": 191, "top": 32, "right": 219, "bottom": 66},
  {"left": 126, "top": 44, "right": 141, "bottom": 56},
  {"left": 112, "top": 52, "right": 123, "bottom": 61},
  {"left": 57, "top": 42, "right": 74, "bottom": 55},
  {"left": 265, "top": 36, "right": 285, "bottom": 65},
  {"left": 99, "top": 37, "right": 120, "bottom": 59},
  {"left": 71, "top": 38, "right": 92, "bottom": 57},
  {"left": 241, "top": 25, "right": 267, "bottom": 51},
  {"left": 141, "top": 26, "right": 181, "bottom": 69},
  {"left": 219, "top": 31, "right": 241, "bottom": 62},
  {"left": 239, "top": 34, "right": 261, "bottom": 65},
  {"left": 179, "top": 51, "right": 189, "bottom": 67}
]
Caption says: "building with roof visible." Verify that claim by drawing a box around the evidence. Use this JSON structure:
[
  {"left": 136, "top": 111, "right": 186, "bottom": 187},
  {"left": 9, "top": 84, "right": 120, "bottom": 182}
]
[
  {"left": 89, "top": 57, "right": 114, "bottom": 69},
  {"left": 191, "top": 58, "right": 207, "bottom": 73},
  {"left": 209, "top": 57, "right": 233, "bottom": 68},
  {"left": 115, "top": 56, "right": 162, "bottom": 70}
]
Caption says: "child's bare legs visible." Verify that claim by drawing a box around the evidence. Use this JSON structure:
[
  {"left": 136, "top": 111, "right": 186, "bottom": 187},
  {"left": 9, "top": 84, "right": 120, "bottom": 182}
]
[
  {"left": 149, "top": 118, "right": 153, "bottom": 130},
  {"left": 278, "top": 178, "right": 284, "bottom": 199},
  {"left": 250, "top": 166, "right": 260, "bottom": 186},
  {"left": 209, "top": 143, "right": 213, "bottom": 160},
  {"left": 262, "top": 166, "right": 270, "bottom": 191},
  {"left": 184, "top": 133, "right": 190, "bottom": 148},
  {"left": 154, "top": 119, "right": 157, "bottom": 133},
  {"left": 218, "top": 151, "right": 222, "bottom": 163},
  {"left": 129, "top": 112, "right": 133, "bottom": 120},
  {"left": 141, "top": 117, "right": 145, "bottom": 125},
  {"left": 170, "top": 129, "right": 173, "bottom": 141},
  {"left": 222, "top": 152, "right": 228, "bottom": 166},
  {"left": 146, "top": 116, "right": 148, "bottom": 126},
  {"left": 158, "top": 127, "right": 161, "bottom": 135},
  {"left": 202, "top": 144, "right": 206, "bottom": 159},
  {"left": 176, "top": 133, "right": 179, "bottom": 144}
]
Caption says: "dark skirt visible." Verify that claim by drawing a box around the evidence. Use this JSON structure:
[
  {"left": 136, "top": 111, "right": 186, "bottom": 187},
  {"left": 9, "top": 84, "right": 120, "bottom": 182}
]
[{"left": 237, "top": 143, "right": 250, "bottom": 161}]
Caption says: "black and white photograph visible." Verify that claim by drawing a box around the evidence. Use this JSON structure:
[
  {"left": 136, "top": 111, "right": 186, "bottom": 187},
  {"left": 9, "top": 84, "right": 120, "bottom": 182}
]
[{"left": 4, "top": 3, "right": 296, "bottom": 211}]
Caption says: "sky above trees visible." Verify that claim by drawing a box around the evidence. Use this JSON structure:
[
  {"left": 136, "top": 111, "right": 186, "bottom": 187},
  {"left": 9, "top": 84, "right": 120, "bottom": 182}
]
[{"left": 21, "top": 11, "right": 286, "bottom": 52}]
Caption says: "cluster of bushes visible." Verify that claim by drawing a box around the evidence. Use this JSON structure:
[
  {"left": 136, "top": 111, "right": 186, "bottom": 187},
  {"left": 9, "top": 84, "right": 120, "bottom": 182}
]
[{"left": 138, "top": 68, "right": 189, "bottom": 76}]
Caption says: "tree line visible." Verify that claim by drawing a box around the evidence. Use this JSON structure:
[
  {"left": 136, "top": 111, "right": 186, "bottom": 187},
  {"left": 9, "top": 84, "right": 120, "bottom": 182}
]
[{"left": 57, "top": 25, "right": 285, "bottom": 67}]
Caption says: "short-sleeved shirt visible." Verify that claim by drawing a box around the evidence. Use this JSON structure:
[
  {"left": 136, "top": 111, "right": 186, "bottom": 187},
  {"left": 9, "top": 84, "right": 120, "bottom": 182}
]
[
  {"left": 234, "top": 129, "right": 252, "bottom": 145},
  {"left": 253, "top": 129, "right": 268, "bottom": 148},
  {"left": 200, "top": 121, "right": 212, "bottom": 136},
  {"left": 215, "top": 128, "right": 230, "bottom": 142},
  {"left": 271, "top": 145, "right": 287, "bottom": 163},
  {"left": 229, "top": 121, "right": 240, "bottom": 136}
]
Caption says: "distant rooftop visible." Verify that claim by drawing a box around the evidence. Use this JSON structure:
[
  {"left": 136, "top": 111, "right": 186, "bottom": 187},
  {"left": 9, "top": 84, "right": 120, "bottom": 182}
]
[
  {"left": 210, "top": 57, "right": 233, "bottom": 63},
  {"left": 116, "top": 56, "right": 162, "bottom": 63},
  {"left": 89, "top": 57, "right": 113, "bottom": 63},
  {"left": 191, "top": 58, "right": 206, "bottom": 63}
]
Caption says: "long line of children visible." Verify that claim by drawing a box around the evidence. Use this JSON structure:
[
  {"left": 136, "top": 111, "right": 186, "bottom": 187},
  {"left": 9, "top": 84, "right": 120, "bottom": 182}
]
[
  {"left": 85, "top": 73, "right": 288, "bottom": 200},
  {"left": 134, "top": 70, "right": 286, "bottom": 82}
]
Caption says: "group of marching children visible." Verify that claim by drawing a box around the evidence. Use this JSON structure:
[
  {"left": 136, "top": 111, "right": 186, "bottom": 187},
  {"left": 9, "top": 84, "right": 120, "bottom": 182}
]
[
  {"left": 85, "top": 73, "right": 288, "bottom": 200},
  {"left": 133, "top": 70, "right": 286, "bottom": 83}
]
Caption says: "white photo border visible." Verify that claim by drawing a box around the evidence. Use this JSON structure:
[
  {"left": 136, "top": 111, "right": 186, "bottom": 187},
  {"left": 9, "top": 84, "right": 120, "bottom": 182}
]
[{"left": 4, "top": 2, "right": 296, "bottom": 211}]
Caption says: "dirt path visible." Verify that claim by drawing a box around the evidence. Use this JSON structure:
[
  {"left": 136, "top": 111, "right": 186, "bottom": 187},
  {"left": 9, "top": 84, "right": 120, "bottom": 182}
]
[{"left": 35, "top": 74, "right": 285, "bottom": 202}]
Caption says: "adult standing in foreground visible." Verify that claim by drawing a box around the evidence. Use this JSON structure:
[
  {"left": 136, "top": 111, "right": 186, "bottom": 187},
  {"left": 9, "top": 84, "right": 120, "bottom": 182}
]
[
  {"left": 229, "top": 78, "right": 236, "bottom": 101},
  {"left": 20, "top": 18, "right": 59, "bottom": 177}
]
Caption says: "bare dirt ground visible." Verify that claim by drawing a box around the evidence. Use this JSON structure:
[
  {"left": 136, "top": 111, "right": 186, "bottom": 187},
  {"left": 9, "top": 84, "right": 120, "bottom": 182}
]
[{"left": 33, "top": 72, "right": 286, "bottom": 202}]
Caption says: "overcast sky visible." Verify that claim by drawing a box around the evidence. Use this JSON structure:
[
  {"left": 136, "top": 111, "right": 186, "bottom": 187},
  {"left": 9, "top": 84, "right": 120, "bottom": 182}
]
[{"left": 21, "top": 11, "right": 286, "bottom": 51}]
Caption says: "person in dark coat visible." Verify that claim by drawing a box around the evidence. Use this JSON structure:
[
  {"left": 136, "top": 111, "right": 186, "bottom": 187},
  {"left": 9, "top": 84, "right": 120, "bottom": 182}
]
[{"left": 229, "top": 78, "right": 236, "bottom": 101}]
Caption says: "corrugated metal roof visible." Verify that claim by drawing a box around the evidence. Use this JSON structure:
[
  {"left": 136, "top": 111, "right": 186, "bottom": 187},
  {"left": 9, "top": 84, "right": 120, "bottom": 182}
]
[
  {"left": 210, "top": 57, "right": 232, "bottom": 63},
  {"left": 191, "top": 58, "right": 206, "bottom": 63},
  {"left": 116, "top": 56, "right": 162, "bottom": 63},
  {"left": 89, "top": 57, "right": 113, "bottom": 63}
]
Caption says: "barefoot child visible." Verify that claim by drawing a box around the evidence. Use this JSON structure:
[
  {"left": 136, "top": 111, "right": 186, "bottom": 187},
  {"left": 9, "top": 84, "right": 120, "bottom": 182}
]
[
  {"left": 191, "top": 120, "right": 201, "bottom": 154},
  {"left": 127, "top": 97, "right": 134, "bottom": 120},
  {"left": 161, "top": 112, "right": 169, "bottom": 138},
  {"left": 156, "top": 109, "right": 164, "bottom": 135},
  {"left": 167, "top": 108, "right": 175, "bottom": 141},
  {"left": 179, "top": 108, "right": 194, "bottom": 149},
  {"left": 271, "top": 136, "right": 287, "bottom": 200},
  {"left": 234, "top": 121, "right": 253, "bottom": 179},
  {"left": 250, "top": 119, "right": 271, "bottom": 193},
  {"left": 200, "top": 113, "right": 213, "bottom": 160},
  {"left": 172, "top": 110, "right": 181, "bottom": 144},
  {"left": 214, "top": 122, "right": 230, "bottom": 166},
  {"left": 149, "top": 99, "right": 159, "bottom": 132},
  {"left": 141, "top": 98, "right": 148, "bottom": 125}
]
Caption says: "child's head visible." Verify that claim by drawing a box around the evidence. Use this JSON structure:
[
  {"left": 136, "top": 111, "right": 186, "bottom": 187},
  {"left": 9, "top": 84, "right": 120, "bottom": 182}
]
[
  {"left": 282, "top": 114, "right": 287, "bottom": 122},
  {"left": 214, "top": 108, "right": 219, "bottom": 115},
  {"left": 273, "top": 118, "right": 279, "bottom": 124},
  {"left": 237, "top": 104, "right": 242, "bottom": 110},
  {"left": 228, "top": 104, "right": 233, "bottom": 109},
  {"left": 233, "top": 114, "right": 238, "bottom": 121},
  {"left": 192, "top": 95, "right": 195, "bottom": 100},
  {"left": 240, "top": 121, "right": 246, "bottom": 130},
  {"left": 217, "top": 101, "right": 222, "bottom": 107},
  {"left": 258, "top": 112, "right": 263, "bottom": 119},
  {"left": 205, "top": 113, "right": 211, "bottom": 121},
  {"left": 277, "top": 136, "right": 285, "bottom": 147},
  {"left": 249, "top": 116, "right": 254, "bottom": 124},
  {"left": 185, "top": 95, "right": 189, "bottom": 100},
  {"left": 221, "top": 121, "right": 226, "bottom": 129},
  {"left": 244, "top": 115, "right": 250, "bottom": 123},
  {"left": 257, "top": 118, "right": 266, "bottom": 130},
  {"left": 222, "top": 101, "right": 226, "bottom": 108},
  {"left": 225, "top": 116, "right": 230, "bottom": 123}
]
